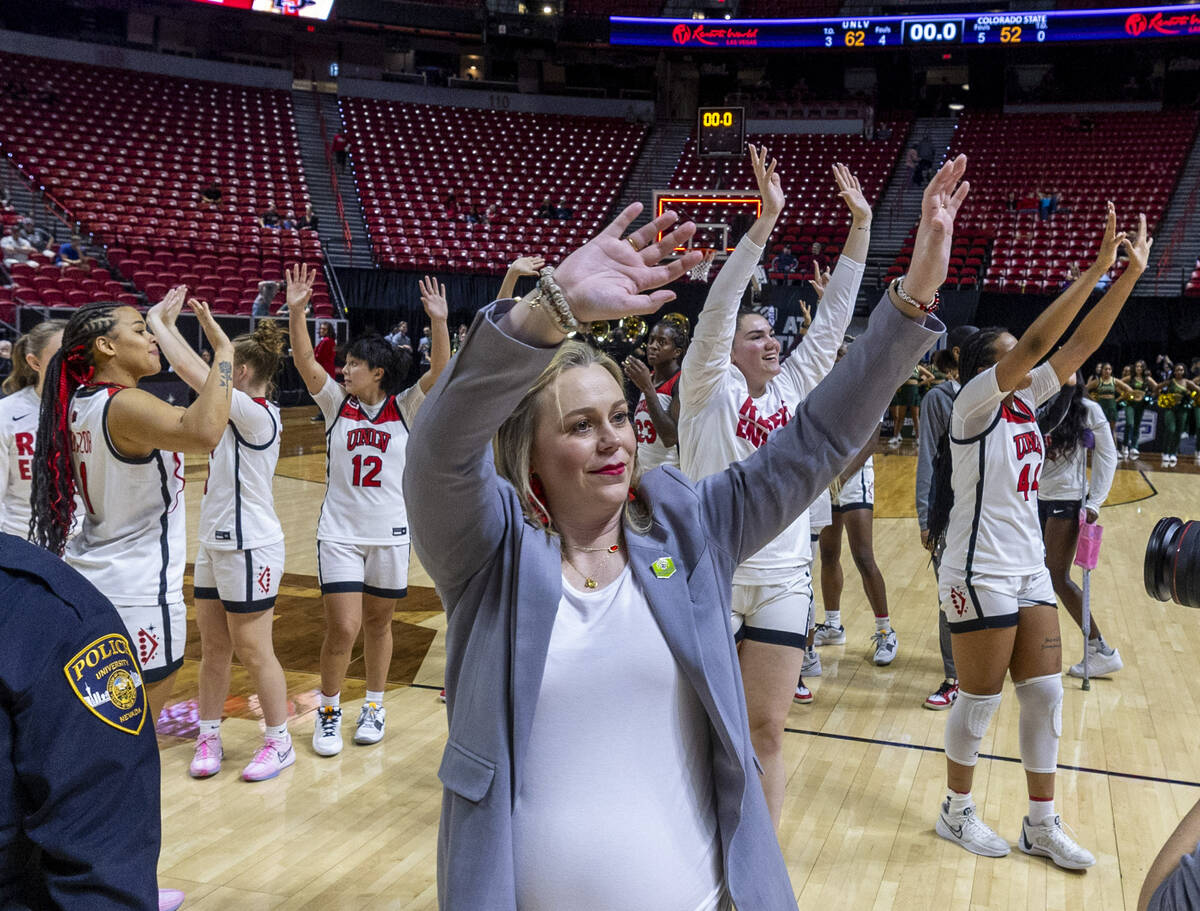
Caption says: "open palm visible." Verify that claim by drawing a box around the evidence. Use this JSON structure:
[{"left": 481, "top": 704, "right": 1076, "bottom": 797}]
[
  {"left": 907, "top": 153, "right": 970, "bottom": 300},
  {"left": 552, "top": 203, "right": 703, "bottom": 323}
]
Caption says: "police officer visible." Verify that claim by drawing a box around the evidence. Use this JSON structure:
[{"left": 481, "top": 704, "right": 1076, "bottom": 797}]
[{"left": 0, "top": 532, "right": 182, "bottom": 910}]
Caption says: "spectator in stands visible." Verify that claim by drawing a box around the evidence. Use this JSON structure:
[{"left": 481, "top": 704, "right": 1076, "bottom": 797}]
[
  {"left": 445, "top": 191, "right": 459, "bottom": 220},
  {"left": 251, "top": 280, "right": 280, "bottom": 317},
  {"left": 259, "top": 201, "right": 281, "bottom": 229},
  {"left": 481, "top": 203, "right": 497, "bottom": 228},
  {"left": 0, "top": 187, "right": 12, "bottom": 213},
  {"left": 199, "top": 179, "right": 222, "bottom": 209},
  {"left": 297, "top": 203, "right": 319, "bottom": 232},
  {"left": 1006, "top": 191, "right": 1017, "bottom": 212},
  {"left": 418, "top": 327, "right": 432, "bottom": 368},
  {"left": 1, "top": 226, "right": 34, "bottom": 267},
  {"left": 916, "top": 133, "right": 935, "bottom": 183},
  {"left": 809, "top": 241, "right": 829, "bottom": 273},
  {"left": 1038, "top": 189, "right": 1053, "bottom": 221},
  {"left": 555, "top": 198, "right": 575, "bottom": 220},
  {"left": 453, "top": 322, "right": 468, "bottom": 354},
  {"left": 535, "top": 196, "right": 556, "bottom": 218},
  {"left": 1060, "top": 262, "right": 1082, "bottom": 290},
  {"left": 1048, "top": 188, "right": 1061, "bottom": 217},
  {"left": 770, "top": 245, "right": 798, "bottom": 277},
  {"left": 280, "top": 212, "right": 297, "bottom": 230},
  {"left": 332, "top": 131, "right": 348, "bottom": 172},
  {"left": 53, "top": 234, "right": 84, "bottom": 267},
  {"left": 387, "top": 321, "right": 411, "bottom": 351},
  {"left": 309, "top": 322, "right": 337, "bottom": 422},
  {"left": 465, "top": 205, "right": 481, "bottom": 226}
]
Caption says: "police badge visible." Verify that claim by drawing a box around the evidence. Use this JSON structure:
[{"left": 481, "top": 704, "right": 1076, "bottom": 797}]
[{"left": 63, "top": 634, "right": 148, "bottom": 735}]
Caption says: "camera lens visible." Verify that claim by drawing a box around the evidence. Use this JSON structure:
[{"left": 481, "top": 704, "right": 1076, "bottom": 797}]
[{"left": 1144, "top": 517, "right": 1200, "bottom": 608}]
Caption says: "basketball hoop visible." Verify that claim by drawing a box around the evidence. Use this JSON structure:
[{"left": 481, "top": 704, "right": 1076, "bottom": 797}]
[{"left": 689, "top": 251, "right": 716, "bottom": 283}]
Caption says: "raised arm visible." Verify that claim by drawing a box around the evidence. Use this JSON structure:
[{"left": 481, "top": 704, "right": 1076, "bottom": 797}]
[
  {"left": 146, "top": 286, "right": 210, "bottom": 393},
  {"left": 623, "top": 355, "right": 678, "bottom": 447},
  {"left": 1048, "top": 212, "right": 1150, "bottom": 383},
  {"left": 417, "top": 276, "right": 452, "bottom": 394},
  {"left": 107, "top": 299, "right": 234, "bottom": 456},
  {"left": 497, "top": 255, "right": 544, "bottom": 300},
  {"left": 284, "top": 263, "right": 326, "bottom": 396}
]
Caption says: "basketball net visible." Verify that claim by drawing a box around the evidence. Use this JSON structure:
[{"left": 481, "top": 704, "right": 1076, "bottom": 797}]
[{"left": 689, "top": 251, "right": 715, "bottom": 283}]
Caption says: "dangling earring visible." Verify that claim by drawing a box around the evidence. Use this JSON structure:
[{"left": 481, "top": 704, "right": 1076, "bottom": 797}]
[
  {"left": 627, "top": 486, "right": 638, "bottom": 504},
  {"left": 528, "top": 473, "right": 550, "bottom": 527}
]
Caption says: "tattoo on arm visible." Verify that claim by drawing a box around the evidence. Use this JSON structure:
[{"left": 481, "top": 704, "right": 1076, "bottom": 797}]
[{"left": 218, "top": 361, "right": 232, "bottom": 390}]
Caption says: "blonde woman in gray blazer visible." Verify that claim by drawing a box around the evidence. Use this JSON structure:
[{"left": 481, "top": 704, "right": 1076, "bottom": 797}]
[{"left": 405, "top": 156, "right": 968, "bottom": 910}]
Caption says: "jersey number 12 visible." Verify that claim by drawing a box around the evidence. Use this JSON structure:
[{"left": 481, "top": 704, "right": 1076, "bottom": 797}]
[{"left": 352, "top": 454, "right": 382, "bottom": 488}]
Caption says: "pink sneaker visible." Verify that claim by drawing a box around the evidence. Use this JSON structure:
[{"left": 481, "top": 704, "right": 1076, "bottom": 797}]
[
  {"left": 242, "top": 735, "right": 296, "bottom": 782},
  {"left": 158, "top": 888, "right": 185, "bottom": 911},
  {"left": 188, "top": 733, "right": 222, "bottom": 778}
]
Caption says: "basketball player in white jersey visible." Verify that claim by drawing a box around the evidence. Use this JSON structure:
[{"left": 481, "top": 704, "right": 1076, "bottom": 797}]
[
  {"left": 623, "top": 317, "right": 688, "bottom": 470},
  {"left": 147, "top": 295, "right": 293, "bottom": 782},
  {"left": 0, "top": 320, "right": 65, "bottom": 537},
  {"left": 930, "top": 204, "right": 1149, "bottom": 869},
  {"left": 287, "top": 266, "right": 450, "bottom": 756},
  {"left": 678, "top": 145, "right": 874, "bottom": 827},
  {"left": 30, "top": 290, "right": 234, "bottom": 911}
]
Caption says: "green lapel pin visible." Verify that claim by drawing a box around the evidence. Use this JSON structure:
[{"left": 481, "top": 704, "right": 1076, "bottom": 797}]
[{"left": 651, "top": 556, "right": 676, "bottom": 579}]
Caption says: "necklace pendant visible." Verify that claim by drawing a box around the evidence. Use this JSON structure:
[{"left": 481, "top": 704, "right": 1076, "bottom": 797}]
[{"left": 584, "top": 578, "right": 598, "bottom": 589}]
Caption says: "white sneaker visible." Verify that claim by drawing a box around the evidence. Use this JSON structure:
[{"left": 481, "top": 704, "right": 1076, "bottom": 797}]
[
  {"left": 871, "top": 628, "right": 898, "bottom": 666},
  {"left": 802, "top": 646, "right": 822, "bottom": 676},
  {"left": 812, "top": 622, "right": 847, "bottom": 646},
  {"left": 888, "top": 435, "right": 902, "bottom": 446},
  {"left": 793, "top": 681, "right": 813, "bottom": 704},
  {"left": 936, "top": 799, "right": 1010, "bottom": 857},
  {"left": 1120, "top": 446, "right": 1129, "bottom": 459},
  {"left": 1068, "top": 642, "right": 1123, "bottom": 678},
  {"left": 312, "top": 706, "right": 343, "bottom": 756},
  {"left": 1019, "top": 815, "right": 1096, "bottom": 869},
  {"left": 353, "top": 702, "right": 387, "bottom": 745},
  {"left": 1130, "top": 448, "right": 1140, "bottom": 458}
]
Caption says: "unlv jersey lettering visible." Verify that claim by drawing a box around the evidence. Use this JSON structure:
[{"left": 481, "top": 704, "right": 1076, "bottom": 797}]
[
  {"left": 736, "top": 396, "right": 790, "bottom": 449},
  {"left": 1013, "top": 430, "right": 1043, "bottom": 460},
  {"left": 345, "top": 427, "right": 392, "bottom": 453}
]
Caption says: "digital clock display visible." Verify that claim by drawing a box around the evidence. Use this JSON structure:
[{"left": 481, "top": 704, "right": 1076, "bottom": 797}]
[{"left": 697, "top": 107, "right": 745, "bottom": 158}]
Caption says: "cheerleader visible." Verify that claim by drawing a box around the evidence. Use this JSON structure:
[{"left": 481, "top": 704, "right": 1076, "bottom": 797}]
[
  {"left": 287, "top": 265, "right": 449, "bottom": 756},
  {"left": 1159, "top": 363, "right": 1199, "bottom": 466},
  {"left": 622, "top": 317, "right": 688, "bottom": 470},
  {"left": 1084, "top": 362, "right": 1130, "bottom": 444},
  {"left": 146, "top": 296, "right": 292, "bottom": 781},
  {"left": 928, "top": 204, "right": 1149, "bottom": 868},
  {"left": 0, "top": 320, "right": 65, "bottom": 537},
  {"left": 1037, "top": 374, "right": 1120, "bottom": 678},
  {"left": 1119, "top": 359, "right": 1157, "bottom": 458}
]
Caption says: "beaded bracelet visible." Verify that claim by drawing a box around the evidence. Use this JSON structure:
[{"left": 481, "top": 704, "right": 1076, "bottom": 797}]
[
  {"left": 891, "top": 275, "right": 940, "bottom": 314},
  {"left": 527, "top": 266, "right": 584, "bottom": 335}
]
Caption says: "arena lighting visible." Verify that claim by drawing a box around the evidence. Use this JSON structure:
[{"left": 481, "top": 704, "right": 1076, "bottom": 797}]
[
  {"left": 611, "top": 4, "right": 1200, "bottom": 49},
  {"left": 184, "top": 0, "right": 335, "bottom": 19}
]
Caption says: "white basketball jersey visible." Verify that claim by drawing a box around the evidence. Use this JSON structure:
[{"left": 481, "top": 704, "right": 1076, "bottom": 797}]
[
  {"left": 64, "top": 384, "right": 186, "bottom": 605},
  {"left": 0, "top": 386, "right": 40, "bottom": 538},
  {"left": 199, "top": 389, "right": 283, "bottom": 551},
  {"left": 634, "top": 371, "right": 680, "bottom": 471},
  {"left": 942, "top": 363, "right": 1060, "bottom": 576},
  {"left": 314, "top": 375, "right": 423, "bottom": 545}
]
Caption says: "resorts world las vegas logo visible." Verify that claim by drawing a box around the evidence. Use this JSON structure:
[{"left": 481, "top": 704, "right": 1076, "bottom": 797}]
[
  {"left": 671, "top": 23, "right": 760, "bottom": 46},
  {"left": 1125, "top": 11, "right": 1200, "bottom": 37}
]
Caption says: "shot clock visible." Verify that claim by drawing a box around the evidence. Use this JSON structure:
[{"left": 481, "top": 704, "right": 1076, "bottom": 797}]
[{"left": 697, "top": 107, "right": 745, "bottom": 158}]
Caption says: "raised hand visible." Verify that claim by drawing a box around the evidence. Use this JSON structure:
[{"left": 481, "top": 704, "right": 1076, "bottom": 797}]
[
  {"left": 1093, "top": 201, "right": 1126, "bottom": 272},
  {"left": 188, "top": 298, "right": 232, "bottom": 355},
  {"left": 418, "top": 275, "right": 448, "bottom": 321},
  {"left": 905, "top": 153, "right": 969, "bottom": 304},
  {"left": 832, "top": 162, "right": 871, "bottom": 224},
  {"left": 622, "top": 355, "right": 654, "bottom": 394},
  {"left": 748, "top": 143, "right": 785, "bottom": 216},
  {"left": 148, "top": 285, "right": 188, "bottom": 329},
  {"left": 285, "top": 263, "right": 316, "bottom": 314},
  {"left": 807, "top": 263, "right": 831, "bottom": 301},
  {"left": 1120, "top": 212, "right": 1152, "bottom": 275},
  {"left": 510, "top": 255, "right": 545, "bottom": 276},
  {"left": 551, "top": 203, "right": 702, "bottom": 323}
]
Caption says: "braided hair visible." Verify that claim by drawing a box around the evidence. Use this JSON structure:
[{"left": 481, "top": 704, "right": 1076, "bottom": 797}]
[{"left": 30, "top": 302, "right": 120, "bottom": 554}]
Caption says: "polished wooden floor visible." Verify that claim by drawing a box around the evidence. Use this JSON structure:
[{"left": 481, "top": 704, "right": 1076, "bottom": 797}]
[{"left": 156, "top": 413, "right": 1200, "bottom": 909}]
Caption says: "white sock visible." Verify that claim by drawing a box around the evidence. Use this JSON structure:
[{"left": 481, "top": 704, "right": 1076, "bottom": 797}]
[
  {"left": 198, "top": 719, "right": 221, "bottom": 737},
  {"left": 365, "top": 690, "right": 384, "bottom": 706},
  {"left": 824, "top": 610, "right": 841, "bottom": 629},
  {"left": 265, "top": 721, "right": 289, "bottom": 740},
  {"left": 875, "top": 615, "right": 891, "bottom": 632},
  {"left": 1029, "top": 798, "right": 1055, "bottom": 825},
  {"left": 321, "top": 692, "right": 340, "bottom": 710},
  {"left": 947, "top": 789, "right": 973, "bottom": 815}
]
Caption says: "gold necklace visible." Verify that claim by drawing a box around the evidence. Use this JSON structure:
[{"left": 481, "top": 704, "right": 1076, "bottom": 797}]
[{"left": 562, "top": 543, "right": 619, "bottom": 590}]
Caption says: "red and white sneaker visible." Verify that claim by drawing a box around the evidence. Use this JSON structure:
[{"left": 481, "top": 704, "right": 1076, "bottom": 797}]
[
  {"left": 438, "top": 688, "right": 447, "bottom": 703},
  {"left": 158, "top": 888, "right": 185, "bottom": 911},
  {"left": 794, "top": 681, "right": 813, "bottom": 704},
  {"left": 242, "top": 735, "right": 296, "bottom": 782},
  {"left": 188, "top": 732, "right": 222, "bottom": 778},
  {"left": 924, "top": 679, "right": 959, "bottom": 711}
]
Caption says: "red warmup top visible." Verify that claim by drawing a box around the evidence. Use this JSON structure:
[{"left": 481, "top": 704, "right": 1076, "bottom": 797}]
[{"left": 314, "top": 336, "right": 337, "bottom": 378}]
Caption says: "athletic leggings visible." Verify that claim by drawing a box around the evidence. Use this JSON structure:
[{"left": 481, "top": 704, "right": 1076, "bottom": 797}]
[
  {"left": 1123, "top": 401, "right": 1146, "bottom": 449},
  {"left": 1162, "top": 405, "right": 1190, "bottom": 455}
]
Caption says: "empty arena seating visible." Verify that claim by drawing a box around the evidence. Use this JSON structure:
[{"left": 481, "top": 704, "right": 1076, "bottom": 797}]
[
  {"left": 0, "top": 51, "right": 325, "bottom": 314},
  {"left": 342, "top": 98, "right": 647, "bottom": 274},
  {"left": 885, "top": 110, "right": 1197, "bottom": 292},
  {"left": 667, "top": 123, "right": 909, "bottom": 278}
]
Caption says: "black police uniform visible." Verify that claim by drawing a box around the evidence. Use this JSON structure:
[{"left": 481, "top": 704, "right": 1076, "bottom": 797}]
[{"left": 0, "top": 533, "right": 160, "bottom": 909}]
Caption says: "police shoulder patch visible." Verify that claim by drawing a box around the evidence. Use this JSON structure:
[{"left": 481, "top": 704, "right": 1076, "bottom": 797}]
[{"left": 63, "top": 634, "right": 147, "bottom": 735}]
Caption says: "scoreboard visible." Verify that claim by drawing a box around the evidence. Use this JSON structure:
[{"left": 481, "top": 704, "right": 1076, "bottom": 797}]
[
  {"left": 611, "top": 5, "right": 1200, "bottom": 50},
  {"left": 697, "top": 107, "right": 745, "bottom": 157}
]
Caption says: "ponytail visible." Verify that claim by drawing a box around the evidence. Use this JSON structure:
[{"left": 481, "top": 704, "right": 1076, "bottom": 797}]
[
  {"left": 234, "top": 318, "right": 286, "bottom": 397},
  {"left": 30, "top": 303, "right": 118, "bottom": 554},
  {"left": 2, "top": 319, "right": 67, "bottom": 396}
]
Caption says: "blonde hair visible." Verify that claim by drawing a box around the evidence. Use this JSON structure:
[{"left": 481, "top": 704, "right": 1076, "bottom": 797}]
[
  {"left": 495, "top": 340, "right": 652, "bottom": 535},
  {"left": 3, "top": 319, "right": 66, "bottom": 395},
  {"left": 233, "top": 319, "right": 286, "bottom": 396}
]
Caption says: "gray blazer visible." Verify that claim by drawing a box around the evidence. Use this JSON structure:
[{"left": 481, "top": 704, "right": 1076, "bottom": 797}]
[{"left": 405, "top": 295, "right": 942, "bottom": 910}]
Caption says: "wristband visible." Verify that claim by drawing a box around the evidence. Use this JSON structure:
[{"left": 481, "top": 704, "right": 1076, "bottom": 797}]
[
  {"left": 891, "top": 275, "right": 939, "bottom": 314},
  {"left": 527, "top": 267, "right": 584, "bottom": 335}
]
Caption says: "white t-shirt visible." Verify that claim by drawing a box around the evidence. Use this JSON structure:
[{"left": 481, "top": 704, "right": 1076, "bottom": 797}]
[
  {"left": 513, "top": 566, "right": 724, "bottom": 911},
  {"left": 0, "top": 386, "right": 40, "bottom": 538},
  {"left": 678, "top": 234, "right": 862, "bottom": 586},
  {"left": 635, "top": 370, "right": 681, "bottom": 471},
  {"left": 943, "top": 362, "right": 1061, "bottom": 576},
  {"left": 314, "top": 375, "right": 424, "bottom": 545},
  {"left": 199, "top": 389, "right": 283, "bottom": 550},
  {"left": 1039, "top": 397, "right": 1118, "bottom": 512},
  {"left": 65, "top": 384, "right": 186, "bottom": 605}
]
